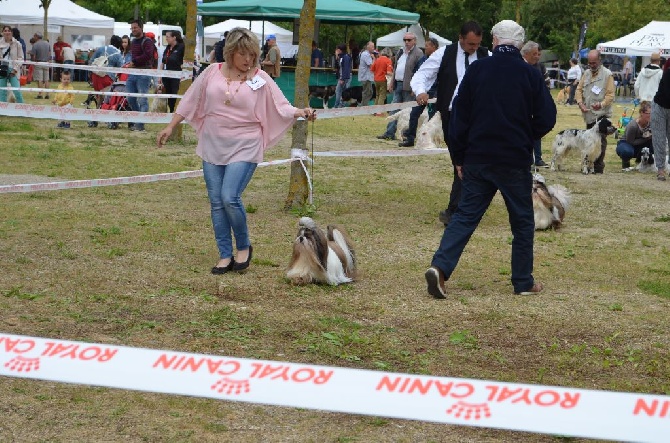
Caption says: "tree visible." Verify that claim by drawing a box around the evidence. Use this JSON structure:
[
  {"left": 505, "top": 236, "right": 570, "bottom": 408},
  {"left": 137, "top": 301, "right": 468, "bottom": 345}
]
[
  {"left": 39, "top": 0, "right": 52, "bottom": 40},
  {"left": 75, "top": 0, "right": 186, "bottom": 25},
  {"left": 284, "top": 0, "right": 316, "bottom": 210},
  {"left": 172, "top": 0, "right": 197, "bottom": 142},
  {"left": 586, "top": 0, "right": 670, "bottom": 49}
]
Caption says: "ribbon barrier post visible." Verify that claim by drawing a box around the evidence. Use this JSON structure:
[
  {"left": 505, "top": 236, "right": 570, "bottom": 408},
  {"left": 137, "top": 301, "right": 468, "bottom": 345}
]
[{"left": 0, "top": 333, "right": 668, "bottom": 442}]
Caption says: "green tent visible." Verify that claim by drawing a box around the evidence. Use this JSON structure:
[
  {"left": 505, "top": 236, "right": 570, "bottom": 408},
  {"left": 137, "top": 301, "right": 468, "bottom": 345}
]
[{"left": 198, "top": 0, "right": 419, "bottom": 25}]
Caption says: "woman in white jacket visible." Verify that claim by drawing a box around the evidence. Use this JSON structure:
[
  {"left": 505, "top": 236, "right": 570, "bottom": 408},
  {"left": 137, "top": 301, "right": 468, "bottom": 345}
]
[{"left": 0, "top": 25, "right": 24, "bottom": 103}]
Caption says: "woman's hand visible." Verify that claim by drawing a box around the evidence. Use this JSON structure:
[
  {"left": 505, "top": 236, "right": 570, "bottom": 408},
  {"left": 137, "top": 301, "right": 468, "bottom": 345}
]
[
  {"left": 295, "top": 108, "right": 316, "bottom": 121},
  {"left": 156, "top": 127, "right": 173, "bottom": 147}
]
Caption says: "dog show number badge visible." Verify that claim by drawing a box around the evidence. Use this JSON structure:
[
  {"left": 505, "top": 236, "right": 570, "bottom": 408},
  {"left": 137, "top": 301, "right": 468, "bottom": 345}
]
[
  {"left": 247, "top": 75, "right": 266, "bottom": 91},
  {"left": 591, "top": 85, "right": 602, "bottom": 95}
]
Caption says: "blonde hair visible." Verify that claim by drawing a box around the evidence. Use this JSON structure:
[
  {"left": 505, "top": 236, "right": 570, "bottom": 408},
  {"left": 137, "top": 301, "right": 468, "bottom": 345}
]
[
  {"left": 223, "top": 27, "right": 260, "bottom": 63},
  {"left": 639, "top": 100, "right": 651, "bottom": 115}
]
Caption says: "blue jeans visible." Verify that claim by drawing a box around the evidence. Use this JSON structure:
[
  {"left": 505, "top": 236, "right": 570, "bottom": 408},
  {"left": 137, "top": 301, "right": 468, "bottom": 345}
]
[
  {"left": 405, "top": 102, "right": 437, "bottom": 143},
  {"left": 0, "top": 74, "right": 24, "bottom": 103},
  {"left": 334, "top": 78, "right": 351, "bottom": 108},
  {"left": 383, "top": 80, "right": 415, "bottom": 138},
  {"left": 616, "top": 140, "right": 652, "bottom": 162},
  {"left": 431, "top": 164, "right": 535, "bottom": 293},
  {"left": 202, "top": 160, "right": 257, "bottom": 259},
  {"left": 126, "top": 74, "right": 151, "bottom": 129}
]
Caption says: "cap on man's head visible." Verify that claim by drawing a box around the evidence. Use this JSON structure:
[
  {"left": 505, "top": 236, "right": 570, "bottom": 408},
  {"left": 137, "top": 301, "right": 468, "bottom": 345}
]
[
  {"left": 266, "top": 34, "right": 276, "bottom": 41},
  {"left": 35, "top": 32, "right": 43, "bottom": 39},
  {"left": 145, "top": 32, "right": 156, "bottom": 40},
  {"left": 491, "top": 20, "right": 525, "bottom": 43}
]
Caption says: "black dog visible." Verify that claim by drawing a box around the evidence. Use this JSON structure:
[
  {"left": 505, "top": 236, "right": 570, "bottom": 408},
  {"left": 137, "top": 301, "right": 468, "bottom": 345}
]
[
  {"left": 309, "top": 85, "right": 337, "bottom": 108},
  {"left": 341, "top": 85, "right": 376, "bottom": 105}
]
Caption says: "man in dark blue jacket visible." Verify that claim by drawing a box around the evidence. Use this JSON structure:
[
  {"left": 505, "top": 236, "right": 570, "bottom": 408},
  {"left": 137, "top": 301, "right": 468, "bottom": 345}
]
[{"left": 425, "top": 20, "right": 556, "bottom": 299}]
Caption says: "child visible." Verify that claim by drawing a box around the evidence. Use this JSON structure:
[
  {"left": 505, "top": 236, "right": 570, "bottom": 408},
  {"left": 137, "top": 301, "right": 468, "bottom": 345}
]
[{"left": 52, "top": 70, "right": 75, "bottom": 128}]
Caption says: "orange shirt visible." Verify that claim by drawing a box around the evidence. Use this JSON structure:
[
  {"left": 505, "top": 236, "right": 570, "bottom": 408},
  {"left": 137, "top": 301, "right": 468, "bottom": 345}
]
[{"left": 370, "top": 55, "right": 393, "bottom": 82}]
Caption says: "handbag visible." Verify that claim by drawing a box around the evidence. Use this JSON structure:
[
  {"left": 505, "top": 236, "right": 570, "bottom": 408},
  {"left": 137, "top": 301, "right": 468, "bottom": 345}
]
[{"left": 0, "top": 47, "right": 11, "bottom": 79}]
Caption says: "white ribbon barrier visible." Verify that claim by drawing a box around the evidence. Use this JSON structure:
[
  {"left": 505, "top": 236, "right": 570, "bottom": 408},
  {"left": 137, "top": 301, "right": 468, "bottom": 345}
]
[
  {"left": 1, "top": 86, "right": 181, "bottom": 100},
  {"left": 0, "top": 149, "right": 444, "bottom": 194},
  {"left": 0, "top": 332, "right": 667, "bottom": 442},
  {"left": 0, "top": 102, "right": 172, "bottom": 124},
  {"left": 22, "top": 60, "right": 191, "bottom": 79}
]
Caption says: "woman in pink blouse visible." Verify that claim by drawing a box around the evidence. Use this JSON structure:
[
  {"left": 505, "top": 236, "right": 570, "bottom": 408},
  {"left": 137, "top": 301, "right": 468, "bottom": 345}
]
[{"left": 157, "top": 27, "right": 315, "bottom": 275}]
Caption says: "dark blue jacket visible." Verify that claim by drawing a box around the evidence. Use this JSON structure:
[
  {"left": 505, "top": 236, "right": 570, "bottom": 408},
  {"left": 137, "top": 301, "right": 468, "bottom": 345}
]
[
  {"left": 449, "top": 45, "right": 556, "bottom": 167},
  {"left": 337, "top": 53, "right": 352, "bottom": 81}
]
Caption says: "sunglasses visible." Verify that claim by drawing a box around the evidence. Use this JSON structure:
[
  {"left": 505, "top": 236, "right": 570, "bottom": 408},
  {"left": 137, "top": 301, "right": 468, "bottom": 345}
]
[{"left": 403, "top": 38, "right": 414, "bottom": 42}]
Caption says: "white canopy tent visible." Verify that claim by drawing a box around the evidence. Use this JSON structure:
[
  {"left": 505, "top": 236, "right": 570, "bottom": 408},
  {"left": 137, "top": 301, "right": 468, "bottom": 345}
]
[
  {"left": 0, "top": 0, "right": 114, "bottom": 50},
  {"left": 204, "top": 19, "right": 298, "bottom": 59},
  {"left": 597, "top": 21, "right": 670, "bottom": 57},
  {"left": 376, "top": 24, "right": 451, "bottom": 49}
]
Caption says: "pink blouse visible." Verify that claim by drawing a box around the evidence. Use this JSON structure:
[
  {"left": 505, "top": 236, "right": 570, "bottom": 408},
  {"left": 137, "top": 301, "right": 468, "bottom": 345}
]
[{"left": 176, "top": 63, "right": 298, "bottom": 165}]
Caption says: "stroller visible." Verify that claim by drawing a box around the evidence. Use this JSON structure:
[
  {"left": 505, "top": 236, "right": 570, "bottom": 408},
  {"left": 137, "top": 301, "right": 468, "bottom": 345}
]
[
  {"left": 99, "top": 80, "right": 131, "bottom": 129},
  {"left": 614, "top": 98, "right": 640, "bottom": 139}
]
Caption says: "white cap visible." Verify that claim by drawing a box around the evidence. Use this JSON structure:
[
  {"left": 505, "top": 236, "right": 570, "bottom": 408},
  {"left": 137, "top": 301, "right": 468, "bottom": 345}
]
[{"left": 491, "top": 20, "right": 525, "bottom": 43}]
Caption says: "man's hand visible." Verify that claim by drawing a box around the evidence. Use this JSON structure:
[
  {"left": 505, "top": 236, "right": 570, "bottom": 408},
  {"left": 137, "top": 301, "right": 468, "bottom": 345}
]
[
  {"left": 456, "top": 165, "right": 463, "bottom": 180},
  {"left": 416, "top": 92, "right": 429, "bottom": 106}
]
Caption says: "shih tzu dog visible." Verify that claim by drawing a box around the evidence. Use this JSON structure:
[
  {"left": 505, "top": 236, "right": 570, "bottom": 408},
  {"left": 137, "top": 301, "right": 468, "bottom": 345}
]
[
  {"left": 532, "top": 174, "right": 572, "bottom": 230},
  {"left": 415, "top": 111, "right": 445, "bottom": 149},
  {"left": 286, "top": 217, "right": 357, "bottom": 286},
  {"left": 550, "top": 117, "right": 616, "bottom": 174}
]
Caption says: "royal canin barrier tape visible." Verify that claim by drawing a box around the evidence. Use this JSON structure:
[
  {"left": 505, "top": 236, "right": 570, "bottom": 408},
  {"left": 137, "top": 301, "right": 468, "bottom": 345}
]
[
  {"left": 22, "top": 60, "right": 190, "bottom": 79},
  {"left": 0, "top": 150, "right": 442, "bottom": 194},
  {"left": 0, "top": 332, "right": 667, "bottom": 441}
]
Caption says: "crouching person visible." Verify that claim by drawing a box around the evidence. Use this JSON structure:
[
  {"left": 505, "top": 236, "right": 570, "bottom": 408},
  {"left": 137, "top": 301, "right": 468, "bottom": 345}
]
[{"left": 616, "top": 100, "right": 653, "bottom": 171}]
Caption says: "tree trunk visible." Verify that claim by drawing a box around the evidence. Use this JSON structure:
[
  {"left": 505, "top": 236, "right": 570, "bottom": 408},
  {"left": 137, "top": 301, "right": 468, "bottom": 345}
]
[
  {"left": 173, "top": 0, "right": 198, "bottom": 142},
  {"left": 284, "top": 0, "right": 316, "bottom": 210},
  {"left": 41, "top": 0, "right": 51, "bottom": 43}
]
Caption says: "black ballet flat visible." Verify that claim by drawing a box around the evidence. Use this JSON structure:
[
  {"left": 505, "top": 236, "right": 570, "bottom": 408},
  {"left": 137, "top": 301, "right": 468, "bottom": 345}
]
[
  {"left": 232, "top": 245, "right": 253, "bottom": 272},
  {"left": 211, "top": 259, "right": 235, "bottom": 275}
]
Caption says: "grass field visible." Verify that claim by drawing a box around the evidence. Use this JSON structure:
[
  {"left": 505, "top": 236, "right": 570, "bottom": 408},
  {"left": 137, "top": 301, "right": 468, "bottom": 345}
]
[{"left": 1, "top": 84, "right": 669, "bottom": 442}]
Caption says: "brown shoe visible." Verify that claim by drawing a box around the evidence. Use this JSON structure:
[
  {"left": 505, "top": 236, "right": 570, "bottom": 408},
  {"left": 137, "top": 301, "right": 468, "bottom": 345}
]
[
  {"left": 515, "top": 282, "right": 543, "bottom": 295},
  {"left": 425, "top": 266, "right": 447, "bottom": 299}
]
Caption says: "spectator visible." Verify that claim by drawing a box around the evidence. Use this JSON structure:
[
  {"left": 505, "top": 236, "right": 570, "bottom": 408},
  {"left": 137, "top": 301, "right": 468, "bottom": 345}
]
[
  {"left": 0, "top": 25, "right": 24, "bottom": 103},
  {"left": 399, "top": 37, "right": 440, "bottom": 147},
  {"left": 357, "top": 41, "right": 375, "bottom": 106},
  {"left": 411, "top": 21, "right": 489, "bottom": 226},
  {"left": 521, "top": 41, "right": 550, "bottom": 168},
  {"left": 126, "top": 19, "right": 156, "bottom": 132},
  {"left": 566, "top": 58, "right": 582, "bottom": 105},
  {"left": 311, "top": 40, "right": 324, "bottom": 67},
  {"left": 377, "top": 32, "right": 423, "bottom": 140},
  {"left": 424, "top": 19, "right": 556, "bottom": 299},
  {"left": 53, "top": 35, "right": 70, "bottom": 81},
  {"left": 333, "top": 44, "right": 352, "bottom": 108},
  {"left": 652, "top": 59, "right": 670, "bottom": 181},
  {"left": 11, "top": 28, "right": 26, "bottom": 64},
  {"left": 261, "top": 35, "right": 281, "bottom": 79},
  {"left": 371, "top": 47, "right": 393, "bottom": 110},
  {"left": 635, "top": 52, "right": 663, "bottom": 102},
  {"left": 52, "top": 70, "right": 75, "bottom": 129},
  {"left": 349, "top": 39, "right": 360, "bottom": 68},
  {"left": 120, "top": 35, "right": 132, "bottom": 64},
  {"left": 62, "top": 44, "right": 75, "bottom": 74},
  {"left": 616, "top": 100, "right": 653, "bottom": 170},
  {"left": 31, "top": 32, "right": 51, "bottom": 99},
  {"left": 156, "top": 27, "right": 316, "bottom": 275},
  {"left": 161, "top": 30, "right": 185, "bottom": 113},
  {"left": 622, "top": 56, "right": 633, "bottom": 97},
  {"left": 575, "top": 50, "right": 615, "bottom": 174}
]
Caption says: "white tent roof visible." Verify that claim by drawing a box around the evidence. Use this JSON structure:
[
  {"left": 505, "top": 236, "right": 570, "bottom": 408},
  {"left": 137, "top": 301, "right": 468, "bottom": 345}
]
[
  {"left": 204, "top": 19, "right": 293, "bottom": 41},
  {"left": 376, "top": 24, "right": 451, "bottom": 49},
  {"left": 0, "top": 0, "right": 114, "bottom": 28},
  {"left": 204, "top": 19, "right": 298, "bottom": 58},
  {"left": 596, "top": 21, "right": 670, "bottom": 57}
]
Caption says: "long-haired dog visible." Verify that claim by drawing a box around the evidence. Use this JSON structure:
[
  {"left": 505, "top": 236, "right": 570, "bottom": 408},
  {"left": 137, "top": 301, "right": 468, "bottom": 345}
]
[
  {"left": 387, "top": 107, "right": 428, "bottom": 140},
  {"left": 286, "top": 217, "right": 357, "bottom": 286},
  {"left": 532, "top": 174, "right": 572, "bottom": 230},
  {"left": 550, "top": 117, "right": 616, "bottom": 174},
  {"left": 415, "top": 111, "right": 445, "bottom": 149},
  {"left": 635, "top": 146, "right": 663, "bottom": 173}
]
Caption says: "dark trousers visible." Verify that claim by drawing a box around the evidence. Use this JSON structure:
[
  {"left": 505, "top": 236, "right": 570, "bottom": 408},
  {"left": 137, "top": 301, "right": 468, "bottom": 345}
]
[
  {"left": 162, "top": 77, "right": 181, "bottom": 113},
  {"left": 441, "top": 110, "right": 461, "bottom": 216},
  {"left": 431, "top": 164, "right": 535, "bottom": 293},
  {"left": 586, "top": 121, "right": 607, "bottom": 172},
  {"left": 568, "top": 80, "right": 577, "bottom": 104}
]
